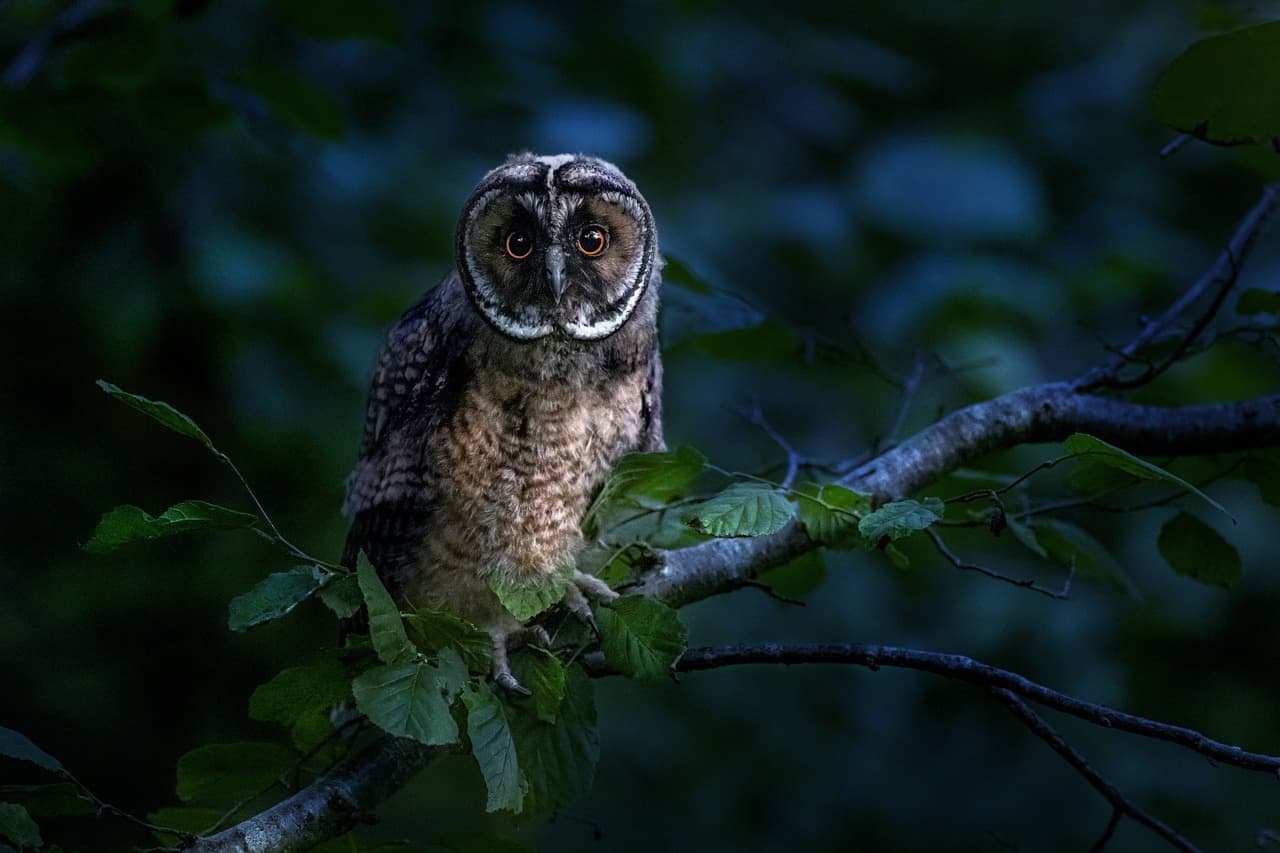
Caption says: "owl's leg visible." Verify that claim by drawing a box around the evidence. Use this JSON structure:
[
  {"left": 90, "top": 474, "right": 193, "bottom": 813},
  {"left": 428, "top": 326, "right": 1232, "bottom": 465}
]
[
  {"left": 488, "top": 623, "right": 553, "bottom": 696},
  {"left": 562, "top": 570, "right": 621, "bottom": 635}
]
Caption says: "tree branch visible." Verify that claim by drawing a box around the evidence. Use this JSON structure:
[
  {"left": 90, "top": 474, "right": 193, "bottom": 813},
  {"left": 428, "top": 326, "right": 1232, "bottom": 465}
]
[
  {"left": 1076, "top": 182, "right": 1280, "bottom": 391},
  {"left": 843, "top": 383, "right": 1280, "bottom": 501},
  {"left": 992, "top": 689, "right": 1200, "bottom": 853},
  {"left": 675, "top": 643, "right": 1280, "bottom": 776},
  {"left": 187, "top": 739, "right": 434, "bottom": 853},
  {"left": 638, "top": 386, "right": 1280, "bottom": 608}
]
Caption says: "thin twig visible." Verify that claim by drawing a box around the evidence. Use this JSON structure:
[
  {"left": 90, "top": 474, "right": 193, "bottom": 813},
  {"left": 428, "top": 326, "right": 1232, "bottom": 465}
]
[
  {"left": 926, "top": 528, "right": 1073, "bottom": 599},
  {"left": 201, "top": 715, "right": 367, "bottom": 836},
  {"left": 877, "top": 353, "right": 925, "bottom": 455},
  {"left": 992, "top": 688, "right": 1200, "bottom": 853},
  {"left": 675, "top": 643, "right": 1280, "bottom": 775},
  {"left": 3, "top": 0, "right": 109, "bottom": 86},
  {"left": 1091, "top": 809, "right": 1123, "bottom": 853},
  {"left": 836, "top": 354, "right": 931, "bottom": 474},
  {"left": 740, "top": 579, "right": 806, "bottom": 607},
  {"left": 944, "top": 454, "right": 1075, "bottom": 504},
  {"left": 1160, "top": 134, "right": 1192, "bottom": 160},
  {"left": 222, "top": 456, "right": 348, "bottom": 572},
  {"left": 57, "top": 768, "right": 193, "bottom": 844},
  {"left": 1076, "top": 183, "right": 1280, "bottom": 391},
  {"left": 733, "top": 400, "right": 806, "bottom": 489},
  {"left": 1013, "top": 458, "right": 1246, "bottom": 521}
]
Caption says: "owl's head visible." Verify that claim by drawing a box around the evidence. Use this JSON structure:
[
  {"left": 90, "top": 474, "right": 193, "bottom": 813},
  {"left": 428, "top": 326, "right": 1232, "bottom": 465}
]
[{"left": 455, "top": 153, "right": 659, "bottom": 342}]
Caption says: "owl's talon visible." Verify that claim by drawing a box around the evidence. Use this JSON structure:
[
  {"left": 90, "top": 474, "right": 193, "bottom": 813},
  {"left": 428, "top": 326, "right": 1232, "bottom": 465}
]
[
  {"left": 489, "top": 626, "right": 532, "bottom": 696},
  {"left": 524, "top": 624, "right": 553, "bottom": 649},
  {"left": 562, "top": 582, "right": 601, "bottom": 637},
  {"left": 573, "top": 570, "right": 620, "bottom": 604},
  {"left": 495, "top": 669, "right": 532, "bottom": 696}
]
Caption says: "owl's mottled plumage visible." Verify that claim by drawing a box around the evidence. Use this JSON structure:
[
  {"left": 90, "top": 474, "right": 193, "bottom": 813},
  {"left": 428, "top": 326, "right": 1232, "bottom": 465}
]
[{"left": 343, "top": 153, "right": 663, "bottom": 688}]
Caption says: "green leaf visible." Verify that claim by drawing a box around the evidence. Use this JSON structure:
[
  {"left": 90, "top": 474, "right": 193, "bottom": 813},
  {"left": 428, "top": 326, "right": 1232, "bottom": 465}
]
[
  {"left": 597, "top": 596, "right": 687, "bottom": 679},
  {"left": 858, "top": 497, "right": 944, "bottom": 542},
  {"left": 358, "top": 559, "right": 413, "bottom": 664},
  {"left": 244, "top": 70, "right": 345, "bottom": 140},
  {"left": 286, "top": 707, "right": 338, "bottom": 754},
  {"left": 596, "top": 447, "right": 706, "bottom": 507},
  {"left": 435, "top": 830, "right": 535, "bottom": 853},
  {"left": 249, "top": 657, "right": 352, "bottom": 727},
  {"left": 0, "top": 804, "right": 41, "bottom": 848},
  {"left": 511, "top": 652, "right": 566, "bottom": 724},
  {"left": 661, "top": 283, "right": 765, "bottom": 348},
  {"left": 1157, "top": 512, "right": 1242, "bottom": 589},
  {"left": 1036, "top": 519, "right": 1142, "bottom": 600},
  {"left": 0, "top": 784, "right": 95, "bottom": 818},
  {"left": 1153, "top": 21, "right": 1280, "bottom": 146},
  {"left": 228, "top": 566, "right": 324, "bottom": 632},
  {"left": 592, "top": 503, "right": 711, "bottom": 551},
  {"left": 660, "top": 254, "right": 714, "bottom": 294},
  {"left": 1007, "top": 518, "right": 1047, "bottom": 558},
  {"left": 884, "top": 543, "right": 910, "bottom": 570},
  {"left": 352, "top": 661, "right": 460, "bottom": 745},
  {"left": 149, "top": 805, "right": 245, "bottom": 842},
  {"left": 1063, "top": 433, "right": 1231, "bottom": 520},
  {"left": 84, "top": 501, "right": 257, "bottom": 553},
  {"left": 794, "top": 482, "right": 868, "bottom": 548},
  {"left": 1243, "top": 455, "right": 1280, "bottom": 505},
  {"left": 759, "top": 550, "right": 827, "bottom": 597},
  {"left": 587, "top": 542, "right": 656, "bottom": 589},
  {"left": 312, "top": 833, "right": 414, "bottom": 852},
  {"left": 405, "top": 609, "right": 494, "bottom": 673},
  {"left": 462, "top": 683, "right": 528, "bottom": 814},
  {"left": 509, "top": 667, "right": 599, "bottom": 817},
  {"left": 672, "top": 320, "right": 810, "bottom": 365},
  {"left": 434, "top": 648, "right": 470, "bottom": 699},
  {"left": 175, "top": 742, "right": 295, "bottom": 805},
  {"left": 685, "top": 482, "right": 794, "bottom": 537},
  {"left": 1237, "top": 288, "right": 1280, "bottom": 315},
  {"left": 1068, "top": 462, "right": 1136, "bottom": 498},
  {"left": 97, "top": 380, "right": 222, "bottom": 457},
  {"left": 490, "top": 564, "right": 574, "bottom": 622},
  {"left": 318, "top": 573, "right": 363, "bottom": 619},
  {"left": 0, "top": 728, "right": 63, "bottom": 774},
  {"left": 271, "top": 0, "right": 399, "bottom": 43}
]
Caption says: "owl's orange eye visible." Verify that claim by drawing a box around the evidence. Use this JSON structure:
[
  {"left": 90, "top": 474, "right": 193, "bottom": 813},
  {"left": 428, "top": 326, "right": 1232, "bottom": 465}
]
[
  {"left": 576, "top": 226, "right": 607, "bottom": 257},
  {"left": 504, "top": 230, "right": 533, "bottom": 260}
]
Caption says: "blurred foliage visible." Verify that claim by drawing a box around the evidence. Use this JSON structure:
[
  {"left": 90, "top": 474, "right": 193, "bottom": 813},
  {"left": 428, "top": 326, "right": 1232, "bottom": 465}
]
[{"left": 3, "top": 0, "right": 1280, "bottom": 851}]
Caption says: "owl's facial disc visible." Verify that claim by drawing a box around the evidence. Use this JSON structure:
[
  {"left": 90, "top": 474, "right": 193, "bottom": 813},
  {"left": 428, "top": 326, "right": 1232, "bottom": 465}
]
[{"left": 456, "top": 154, "right": 657, "bottom": 342}]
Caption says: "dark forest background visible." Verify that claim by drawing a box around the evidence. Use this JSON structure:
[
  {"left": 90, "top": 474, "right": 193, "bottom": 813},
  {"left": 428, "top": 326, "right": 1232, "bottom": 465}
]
[{"left": 3, "top": 1, "right": 1280, "bottom": 850}]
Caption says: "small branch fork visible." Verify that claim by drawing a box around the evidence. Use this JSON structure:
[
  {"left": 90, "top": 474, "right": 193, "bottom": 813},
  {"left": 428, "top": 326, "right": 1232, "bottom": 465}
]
[
  {"left": 1076, "top": 183, "right": 1280, "bottom": 392},
  {"left": 676, "top": 642, "right": 1280, "bottom": 852},
  {"left": 992, "top": 690, "right": 1199, "bottom": 853},
  {"left": 675, "top": 644, "right": 1280, "bottom": 776},
  {"left": 733, "top": 399, "right": 806, "bottom": 488}
]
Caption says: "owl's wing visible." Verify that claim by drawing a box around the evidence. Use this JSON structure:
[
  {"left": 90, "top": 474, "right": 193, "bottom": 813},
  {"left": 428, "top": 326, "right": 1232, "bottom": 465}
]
[
  {"left": 342, "top": 274, "right": 474, "bottom": 583},
  {"left": 638, "top": 349, "right": 665, "bottom": 452}
]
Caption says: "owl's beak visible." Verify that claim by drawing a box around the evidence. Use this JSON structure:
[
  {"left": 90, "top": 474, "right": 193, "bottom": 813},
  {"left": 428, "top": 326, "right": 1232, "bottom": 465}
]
[{"left": 545, "top": 248, "right": 567, "bottom": 303}]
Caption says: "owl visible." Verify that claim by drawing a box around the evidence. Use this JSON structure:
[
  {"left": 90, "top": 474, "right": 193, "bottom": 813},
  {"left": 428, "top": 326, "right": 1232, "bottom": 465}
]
[{"left": 343, "top": 153, "right": 664, "bottom": 692}]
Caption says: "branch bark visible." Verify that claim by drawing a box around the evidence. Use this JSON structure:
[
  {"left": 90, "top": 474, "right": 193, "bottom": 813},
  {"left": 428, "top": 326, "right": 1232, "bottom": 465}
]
[
  {"left": 992, "top": 689, "right": 1200, "bottom": 853},
  {"left": 675, "top": 644, "right": 1280, "bottom": 776},
  {"left": 188, "top": 739, "right": 433, "bottom": 853},
  {"left": 638, "top": 385, "right": 1280, "bottom": 608}
]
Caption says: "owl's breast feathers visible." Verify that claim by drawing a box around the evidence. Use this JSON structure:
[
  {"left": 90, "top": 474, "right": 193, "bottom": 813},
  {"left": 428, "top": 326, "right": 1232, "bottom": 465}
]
[{"left": 343, "top": 274, "right": 662, "bottom": 613}]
